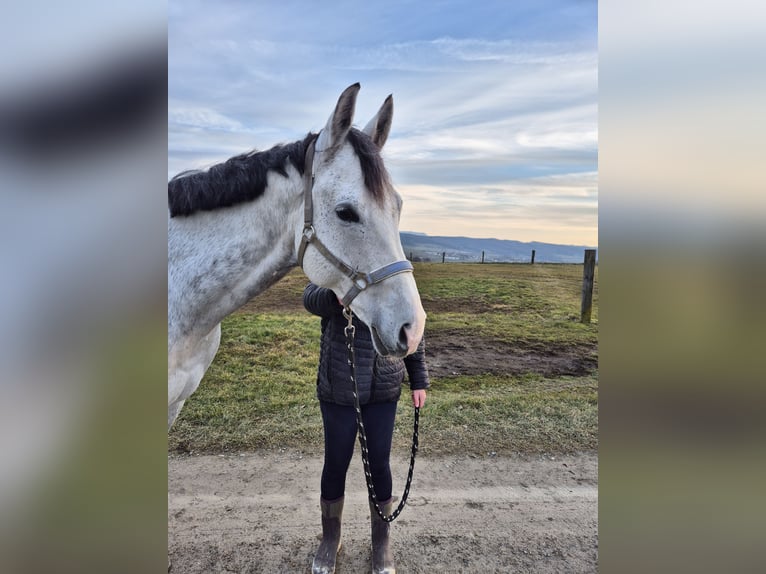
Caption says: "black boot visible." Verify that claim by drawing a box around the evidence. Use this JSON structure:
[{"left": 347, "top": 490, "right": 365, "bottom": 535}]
[
  {"left": 312, "top": 496, "right": 344, "bottom": 574},
  {"left": 369, "top": 498, "right": 395, "bottom": 574}
]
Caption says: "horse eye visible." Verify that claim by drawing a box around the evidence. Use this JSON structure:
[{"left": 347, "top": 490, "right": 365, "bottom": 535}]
[{"left": 336, "top": 206, "right": 360, "bottom": 223}]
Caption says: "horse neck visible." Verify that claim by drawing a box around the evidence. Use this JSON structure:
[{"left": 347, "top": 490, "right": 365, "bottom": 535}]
[{"left": 168, "top": 169, "right": 304, "bottom": 337}]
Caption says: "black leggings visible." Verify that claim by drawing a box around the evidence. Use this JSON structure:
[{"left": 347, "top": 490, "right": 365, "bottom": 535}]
[{"left": 319, "top": 400, "right": 397, "bottom": 502}]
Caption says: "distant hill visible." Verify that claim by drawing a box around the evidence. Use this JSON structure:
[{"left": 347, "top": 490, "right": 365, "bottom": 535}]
[{"left": 400, "top": 232, "right": 597, "bottom": 263}]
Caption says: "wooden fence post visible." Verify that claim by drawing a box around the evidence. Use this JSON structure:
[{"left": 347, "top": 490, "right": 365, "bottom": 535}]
[
  {"left": 531, "top": 249, "right": 536, "bottom": 264},
  {"left": 481, "top": 250, "right": 485, "bottom": 263},
  {"left": 442, "top": 252, "right": 446, "bottom": 263},
  {"left": 580, "top": 249, "right": 596, "bottom": 323},
  {"left": 409, "top": 251, "right": 412, "bottom": 260}
]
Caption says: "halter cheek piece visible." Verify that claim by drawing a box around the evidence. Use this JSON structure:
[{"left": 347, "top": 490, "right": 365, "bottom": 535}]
[{"left": 297, "top": 134, "right": 414, "bottom": 307}]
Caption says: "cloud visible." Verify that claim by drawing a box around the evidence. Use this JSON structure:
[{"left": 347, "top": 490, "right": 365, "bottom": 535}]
[
  {"left": 168, "top": 0, "right": 598, "bottom": 243},
  {"left": 397, "top": 171, "right": 597, "bottom": 245},
  {"left": 432, "top": 37, "right": 592, "bottom": 65},
  {"left": 169, "top": 103, "right": 243, "bottom": 131}
]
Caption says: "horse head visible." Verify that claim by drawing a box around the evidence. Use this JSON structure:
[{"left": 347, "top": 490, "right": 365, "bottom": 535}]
[{"left": 297, "top": 84, "right": 426, "bottom": 358}]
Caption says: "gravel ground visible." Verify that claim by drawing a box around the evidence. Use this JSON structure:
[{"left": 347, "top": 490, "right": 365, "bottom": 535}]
[{"left": 168, "top": 450, "right": 597, "bottom": 573}]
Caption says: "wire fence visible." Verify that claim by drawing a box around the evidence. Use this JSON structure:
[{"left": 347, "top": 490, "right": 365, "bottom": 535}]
[
  {"left": 406, "top": 249, "right": 597, "bottom": 265},
  {"left": 404, "top": 249, "right": 598, "bottom": 323}
]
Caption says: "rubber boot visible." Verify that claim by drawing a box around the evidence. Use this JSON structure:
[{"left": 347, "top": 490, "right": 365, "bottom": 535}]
[
  {"left": 369, "top": 498, "right": 396, "bottom": 574},
  {"left": 312, "top": 496, "right": 344, "bottom": 574}
]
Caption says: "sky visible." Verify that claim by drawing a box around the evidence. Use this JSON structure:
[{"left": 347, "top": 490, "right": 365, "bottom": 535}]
[{"left": 168, "top": 0, "right": 597, "bottom": 246}]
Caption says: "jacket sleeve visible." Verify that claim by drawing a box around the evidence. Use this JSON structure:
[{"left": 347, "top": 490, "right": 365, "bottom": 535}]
[
  {"left": 403, "top": 337, "right": 430, "bottom": 390},
  {"left": 303, "top": 283, "right": 340, "bottom": 318}
]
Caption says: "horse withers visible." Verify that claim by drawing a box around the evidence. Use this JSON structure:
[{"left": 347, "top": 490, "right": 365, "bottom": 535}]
[{"left": 167, "top": 84, "right": 426, "bottom": 429}]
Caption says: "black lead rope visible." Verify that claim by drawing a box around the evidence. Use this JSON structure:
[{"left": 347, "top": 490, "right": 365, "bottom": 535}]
[{"left": 343, "top": 307, "right": 419, "bottom": 523}]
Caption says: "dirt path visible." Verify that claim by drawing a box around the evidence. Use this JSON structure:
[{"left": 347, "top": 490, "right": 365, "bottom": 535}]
[{"left": 168, "top": 451, "right": 597, "bottom": 573}]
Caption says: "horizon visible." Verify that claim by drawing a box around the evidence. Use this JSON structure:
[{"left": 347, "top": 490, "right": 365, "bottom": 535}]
[
  {"left": 169, "top": 1, "right": 597, "bottom": 246},
  {"left": 400, "top": 230, "right": 597, "bottom": 249}
]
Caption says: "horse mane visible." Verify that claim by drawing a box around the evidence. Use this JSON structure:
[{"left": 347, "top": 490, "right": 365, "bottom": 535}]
[
  {"left": 168, "top": 128, "right": 390, "bottom": 218},
  {"left": 345, "top": 128, "right": 391, "bottom": 203},
  {"left": 168, "top": 132, "right": 316, "bottom": 218}
]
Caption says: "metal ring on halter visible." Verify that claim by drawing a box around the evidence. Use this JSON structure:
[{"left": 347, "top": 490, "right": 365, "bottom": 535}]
[{"left": 340, "top": 260, "right": 415, "bottom": 307}]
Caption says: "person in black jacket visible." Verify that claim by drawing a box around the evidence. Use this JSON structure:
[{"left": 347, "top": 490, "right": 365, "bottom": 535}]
[{"left": 304, "top": 282, "right": 429, "bottom": 574}]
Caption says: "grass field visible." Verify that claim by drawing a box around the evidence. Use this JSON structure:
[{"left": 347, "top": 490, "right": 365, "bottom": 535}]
[{"left": 168, "top": 263, "right": 598, "bottom": 455}]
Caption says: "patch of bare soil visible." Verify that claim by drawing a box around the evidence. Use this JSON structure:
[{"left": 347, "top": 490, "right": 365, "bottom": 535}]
[
  {"left": 425, "top": 331, "right": 598, "bottom": 380},
  {"left": 421, "top": 296, "right": 498, "bottom": 314},
  {"left": 168, "top": 451, "right": 597, "bottom": 573}
]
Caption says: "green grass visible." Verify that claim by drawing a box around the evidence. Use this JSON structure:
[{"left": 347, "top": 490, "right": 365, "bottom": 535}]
[
  {"left": 416, "top": 262, "right": 598, "bottom": 318},
  {"left": 421, "top": 373, "right": 598, "bottom": 454},
  {"left": 168, "top": 263, "right": 598, "bottom": 455}
]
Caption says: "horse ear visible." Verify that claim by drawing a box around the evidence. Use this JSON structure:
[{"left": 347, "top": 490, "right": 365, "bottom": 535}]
[
  {"left": 316, "top": 83, "right": 360, "bottom": 152},
  {"left": 363, "top": 94, "right": 394, "bottom": 148}
]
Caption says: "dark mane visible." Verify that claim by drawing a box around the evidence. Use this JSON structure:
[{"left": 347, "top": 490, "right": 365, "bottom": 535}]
[
  {"left": 168, "top": 133, "right": 316, "bottom": 217},
  {"left": 168, "top": 128, "right": 390, "bottom": 218},
  {"left": 346, "top": 128, "right": 391, "bottom": 203}
]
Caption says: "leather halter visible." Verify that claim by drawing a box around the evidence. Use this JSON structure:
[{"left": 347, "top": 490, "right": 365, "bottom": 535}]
[{"left": 297, "top": 135, "right": 414, "bottom": 307}]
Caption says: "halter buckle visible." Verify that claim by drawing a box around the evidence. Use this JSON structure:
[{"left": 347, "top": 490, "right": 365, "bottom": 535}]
[
  {"left": 353, "top": 276, "right": 368, "bottom": 291},
  {"left": 302, "top": 225, "right": 316, "bottom": 242}
]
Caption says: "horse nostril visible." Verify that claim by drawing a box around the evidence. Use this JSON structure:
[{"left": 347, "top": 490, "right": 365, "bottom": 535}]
[{"left": 398, "top": 323, "right": 411, "bottom": 348}]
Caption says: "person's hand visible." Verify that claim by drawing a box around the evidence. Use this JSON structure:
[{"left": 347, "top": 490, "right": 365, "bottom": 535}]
[{"left": 412, "top": 389, "right": 427, "bottom": 408}]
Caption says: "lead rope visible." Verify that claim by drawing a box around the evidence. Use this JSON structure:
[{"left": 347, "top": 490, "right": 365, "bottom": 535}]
[{"left": 343, "top": 307, "right": 419, "bottom": 523}]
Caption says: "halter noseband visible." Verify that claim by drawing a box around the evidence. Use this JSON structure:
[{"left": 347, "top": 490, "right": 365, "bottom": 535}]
[{"left": 297, "top": 135, "right": 414, "bottom": 307}]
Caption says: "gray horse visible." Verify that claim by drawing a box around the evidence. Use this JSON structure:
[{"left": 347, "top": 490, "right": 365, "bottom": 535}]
[{"left": 167, "top": 84, "right": 426, "bottom": 428}]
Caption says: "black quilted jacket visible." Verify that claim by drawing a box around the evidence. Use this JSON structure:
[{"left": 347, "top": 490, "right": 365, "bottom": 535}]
[{"left": 303, "top": 283, "right": 430, "bottom": 405}]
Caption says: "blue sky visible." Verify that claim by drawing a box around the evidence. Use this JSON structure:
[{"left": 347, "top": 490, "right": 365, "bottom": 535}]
[{"left": 169, "top": 0, "right": 597, "bottom": 245}]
